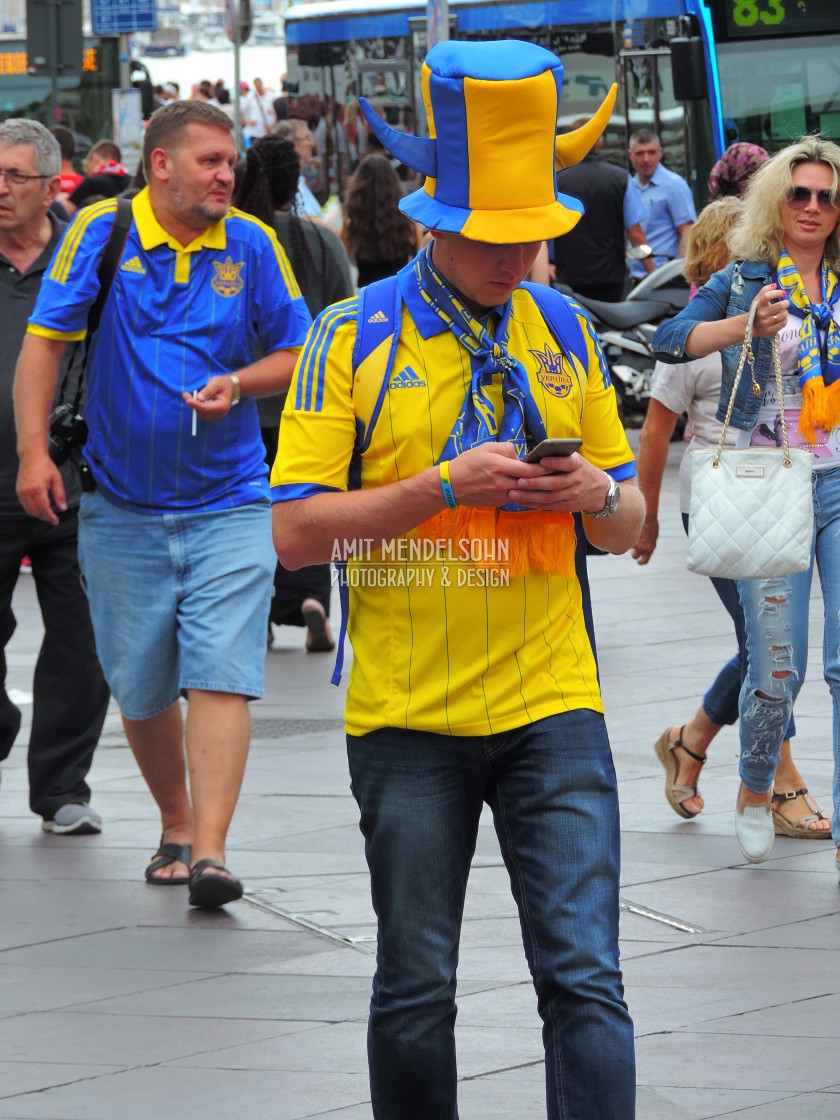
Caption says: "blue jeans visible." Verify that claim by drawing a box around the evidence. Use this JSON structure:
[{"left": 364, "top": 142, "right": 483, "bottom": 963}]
[
  {"left": 346, "top": 711, "right": 636, "bottom": 1120},
  {"left": 738, "top": 465, "right": 840, "bottom": 845},
  {"left": 681, "top": 513, "right": 795, "bottom": 735}
]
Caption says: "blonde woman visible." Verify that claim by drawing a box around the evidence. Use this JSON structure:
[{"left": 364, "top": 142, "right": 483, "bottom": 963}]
[
  {"left": 652, "top": 137, "right": 840, "bottom": 868},
  {"left": 637, "top": 197, "right": 828, "bottom": 838}
]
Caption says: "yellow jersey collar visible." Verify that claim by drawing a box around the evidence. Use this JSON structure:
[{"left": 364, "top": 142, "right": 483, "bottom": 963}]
[{"left": 131, "top": 187, "right": 228, "bottom": 253}]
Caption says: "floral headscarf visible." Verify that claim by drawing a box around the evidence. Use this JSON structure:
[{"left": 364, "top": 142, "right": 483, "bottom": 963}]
[{"left": 707, "top": 142, "right": 770, "bottom": 200}]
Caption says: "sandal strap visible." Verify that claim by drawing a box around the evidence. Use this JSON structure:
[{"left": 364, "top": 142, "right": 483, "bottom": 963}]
[
  {"left": 149, "top": 841, "right": 192, "bottom": 866},
  {"left": 670, "top": 729, "right": 707, "bottom": 767},
  {"left": 771, "top": 787, "right": 809, "bottom": 803},
  {"left": 191, "top": 858, "right": 226, "bottom": 876},
  {"left": 771, "top": 787, "right": 828, "bottom": 828},
  {"left": 801, "top": 792, "right": 826, "bottom": 819},
  {"left": 671, "top": 784, "right": 699, "bottom": 804}
]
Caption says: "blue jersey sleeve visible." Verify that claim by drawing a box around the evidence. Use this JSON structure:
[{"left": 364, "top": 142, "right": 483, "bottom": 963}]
[{"left": 27, "top": 199, "right": 117, "bottom": 341}]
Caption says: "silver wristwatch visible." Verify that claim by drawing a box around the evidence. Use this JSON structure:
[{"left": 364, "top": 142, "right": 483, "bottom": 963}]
[{"left": 588, "top": 475, "right": 620, "bottom": 519}]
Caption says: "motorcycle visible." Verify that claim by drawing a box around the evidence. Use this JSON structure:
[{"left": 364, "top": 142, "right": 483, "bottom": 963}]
[{"left": 555, "top": 249, "right": 688, "bottom": 426}]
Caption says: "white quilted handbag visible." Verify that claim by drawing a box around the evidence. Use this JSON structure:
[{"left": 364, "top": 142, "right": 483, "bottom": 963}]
[{"left": 686, "top": 316, "right": 814, "bottom": 581}]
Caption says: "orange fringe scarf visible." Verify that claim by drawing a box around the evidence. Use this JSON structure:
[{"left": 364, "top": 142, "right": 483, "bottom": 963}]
[{"left": 415, "top": 507, "right": 577, "bottom": 579}]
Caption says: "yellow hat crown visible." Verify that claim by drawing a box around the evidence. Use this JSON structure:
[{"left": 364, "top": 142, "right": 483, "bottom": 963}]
[{"left": 360, "top": 40, "right": 616, "bottom": 244}]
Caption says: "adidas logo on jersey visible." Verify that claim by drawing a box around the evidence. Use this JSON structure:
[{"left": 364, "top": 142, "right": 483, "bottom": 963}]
[
  {"left": 367, "top": 309, "right": 388, "bottom": 323},
  {"left": 120, "top": 256, "right": 146, "bottom": 275},
  {"left": 389, "top": 366, "right": 427, "bottom": 390}
]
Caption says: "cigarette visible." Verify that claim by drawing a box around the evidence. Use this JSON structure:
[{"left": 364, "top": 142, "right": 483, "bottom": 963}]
[{"left": 191, "top": 390, "right": 197, "bottom": 437}]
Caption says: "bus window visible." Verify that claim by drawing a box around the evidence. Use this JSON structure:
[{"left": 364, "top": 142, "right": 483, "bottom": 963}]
[{"left": 715, "top": 36, "right": 840, "bottom": 151}]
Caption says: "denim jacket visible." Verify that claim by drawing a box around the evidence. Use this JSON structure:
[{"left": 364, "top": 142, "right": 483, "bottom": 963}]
[{"left": 650, "top": 259, "right": 774, "bottom": 429}]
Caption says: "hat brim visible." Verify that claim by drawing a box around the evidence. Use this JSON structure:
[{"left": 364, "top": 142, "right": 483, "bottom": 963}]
[{"left": 400, "top": 188, "right": 585, "bottom": 243}]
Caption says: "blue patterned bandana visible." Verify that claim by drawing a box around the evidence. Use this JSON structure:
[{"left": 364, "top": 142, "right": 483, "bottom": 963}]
[{"left": 413, "top": 244, "right": 547, "bottom": 465}]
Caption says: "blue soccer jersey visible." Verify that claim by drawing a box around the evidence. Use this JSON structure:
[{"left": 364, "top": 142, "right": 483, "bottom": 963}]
[{"left": 29, "top": 190, "right": 311, "bottom": 512}]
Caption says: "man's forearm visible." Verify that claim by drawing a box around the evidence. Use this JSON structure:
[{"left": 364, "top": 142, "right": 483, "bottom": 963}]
[
  {"left": 14, "top": 334, "right": 66, "bottom": 459},
  {"left": 273, "top": 467, "right": 447, "bottom": 570},
  {"left": 235, "top": 347, "right": 301, "bottom": 397},
  {"left": 583, "top": 481, "right": 646, "bottom": 555},
  {"left": 627, "top": 222, "right": 655, "bottom": 274}
]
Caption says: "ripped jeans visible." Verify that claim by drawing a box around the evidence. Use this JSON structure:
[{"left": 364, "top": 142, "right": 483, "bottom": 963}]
[{"left": 737, "top": 464, "right": 840, "bottom": 845}]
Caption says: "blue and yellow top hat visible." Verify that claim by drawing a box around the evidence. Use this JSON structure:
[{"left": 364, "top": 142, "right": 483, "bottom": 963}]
[{"left": 359, "top": 39, "right": 616, "bottom": 244}]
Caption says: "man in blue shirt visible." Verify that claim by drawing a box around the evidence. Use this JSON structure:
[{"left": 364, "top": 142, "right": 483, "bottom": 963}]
[
  {"left": 14, "top": 101, "right": 312, "bottom": 907},
  {"left": 628, "top": 129, "right": 696, "bottom": 278}
]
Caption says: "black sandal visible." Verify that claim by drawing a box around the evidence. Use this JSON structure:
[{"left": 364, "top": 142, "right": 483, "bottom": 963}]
[
  {"left": 188, "top": 859, "right": 244, "bottom": 908},
  {"left": 145, "top": 840, "right": 192, "bottom": 885}
]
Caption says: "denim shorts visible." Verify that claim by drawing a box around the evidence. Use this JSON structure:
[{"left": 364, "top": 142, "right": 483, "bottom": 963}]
[{"left": 78, "top": 490, "right": 275, "bottom": 719}]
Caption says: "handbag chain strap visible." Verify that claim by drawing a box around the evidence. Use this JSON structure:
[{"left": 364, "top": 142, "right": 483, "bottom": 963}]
[{"left": 714, "top": 303, "right": 790, "bottom": 469}]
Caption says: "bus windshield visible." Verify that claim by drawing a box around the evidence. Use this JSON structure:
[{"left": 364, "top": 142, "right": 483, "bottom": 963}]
[{"left": 715, "top": 34, "right": 840, "bottom": 150}]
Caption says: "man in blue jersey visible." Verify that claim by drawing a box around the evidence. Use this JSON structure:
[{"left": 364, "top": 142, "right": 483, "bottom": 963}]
[{"left": 14, "top": 101, "right": 311, "bottom": 907}]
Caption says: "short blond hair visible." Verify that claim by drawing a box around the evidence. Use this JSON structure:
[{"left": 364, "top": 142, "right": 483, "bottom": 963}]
[
  {"left": 727, "top": 135, "right": 840, "bottom": 269},
  {"left": 683, "top": 197, "right": 744, "bottom": 287}
]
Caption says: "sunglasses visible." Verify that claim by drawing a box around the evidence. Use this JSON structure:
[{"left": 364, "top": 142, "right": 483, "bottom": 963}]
[{"left": 785, "top": 186, "right": 840, "bottom": 211}]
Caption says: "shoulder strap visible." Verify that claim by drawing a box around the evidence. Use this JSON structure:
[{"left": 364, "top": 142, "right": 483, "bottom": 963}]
[
  {"left": 85, "top": 196, "right": 133, "bottom": 346},
  {"left": 350, "top": 274, "right": 403, "bottom": 458},
  {"left": 520, "top": 281, "right": 589, "bottom": 368},
  {"left": 61, "top": 197, "right": 133, "bottom": 413}
]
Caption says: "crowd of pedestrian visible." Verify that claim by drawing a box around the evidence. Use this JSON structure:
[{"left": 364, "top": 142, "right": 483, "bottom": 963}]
[{"left": 2, "top": 34, "right": 840, "bottom": 1120}]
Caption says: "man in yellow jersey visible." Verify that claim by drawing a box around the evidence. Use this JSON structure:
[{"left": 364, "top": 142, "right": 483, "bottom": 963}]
[
  {"left": 272, "top": 41, "right": 643, "bottom": 1119},
  {"left": 14, "top": 101, "right": 311, "bottom": 907}
]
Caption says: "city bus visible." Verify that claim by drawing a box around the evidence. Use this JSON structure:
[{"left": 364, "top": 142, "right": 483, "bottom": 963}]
[
  {"left": 284, "top": 0, "right": 840, "bottom": 204},
  {"left": 0, "top": 34, "right": 121, "bottom": 150}
]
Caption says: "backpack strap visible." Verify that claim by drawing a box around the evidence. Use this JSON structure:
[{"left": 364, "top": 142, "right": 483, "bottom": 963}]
[
  {"left": 331, "top": 274, "right": 404, "bottom": 686},
  {"left": 62, "top": 196, "right": 133, "bottom": 414},
  {"left": 520, "top": 281, "right": 589, "bottom": 369},
  {"left": 350, "top": 275, "right": 403, "bottom": 455}
]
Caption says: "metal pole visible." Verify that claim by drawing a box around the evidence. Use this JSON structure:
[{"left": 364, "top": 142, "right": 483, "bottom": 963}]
[
  {"left": 427, "top": 0, "right": 448, "bottom": 49},
  {"left": 118, "top": 31, "right": 130, "bottom": 89},
  {"left": 233, "top": 6, "right": 243, "bottom": 152},
  {"left": 49, "top": 0, "right": 61, "bottom": 121}
]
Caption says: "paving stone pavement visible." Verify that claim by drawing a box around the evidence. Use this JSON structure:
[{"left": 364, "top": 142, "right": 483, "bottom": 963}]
[{"left": 1, "top": 434, "right": 838, "bottom": 1120}]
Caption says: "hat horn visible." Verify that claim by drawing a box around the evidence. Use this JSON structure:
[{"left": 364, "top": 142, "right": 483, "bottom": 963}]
[
  {"left": 554, "top": 83, "right": 618, "bottom": 170},
  {"left": 359, "top": 97, "right": 437, "bottom": 178}
]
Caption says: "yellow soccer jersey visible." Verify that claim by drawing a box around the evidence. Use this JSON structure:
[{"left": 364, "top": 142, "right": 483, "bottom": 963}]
[{"left": 272, "top": 278, "right": 634, "bottom": 737}]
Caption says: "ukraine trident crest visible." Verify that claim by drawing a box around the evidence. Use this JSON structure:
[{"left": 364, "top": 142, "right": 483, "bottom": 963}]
[
  {"left": 529, "top": 344, "right": 573, "bottom": 397},
  {"left": 211, "top": 256, "right": 245, "bottom": 298}
]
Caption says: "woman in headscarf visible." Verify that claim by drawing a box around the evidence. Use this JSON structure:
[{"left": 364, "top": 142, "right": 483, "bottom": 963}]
[{"left": 707, "top": 142, "right": 770, "bottom": 201}]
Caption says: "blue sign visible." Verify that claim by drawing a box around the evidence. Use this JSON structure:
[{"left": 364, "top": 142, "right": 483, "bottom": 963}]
[{"left": 92, "top": 0, "right": 157, "bottom": 34}]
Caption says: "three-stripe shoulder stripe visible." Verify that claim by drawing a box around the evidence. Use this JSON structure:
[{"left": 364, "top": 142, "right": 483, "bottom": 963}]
[
  {"left": 568, "top": 298, "right": 611, "bottom": 390},
  {"left": 50, "top": 197, "right": 118, "bottom": 285},
  {"left": 295, "top": 298, "right": 358, "bottom": 413}
]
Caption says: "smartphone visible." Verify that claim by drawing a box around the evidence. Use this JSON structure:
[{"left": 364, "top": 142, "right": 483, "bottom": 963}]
[{"left": 523, "top": 438, "right": 582, "bottom": 463}]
